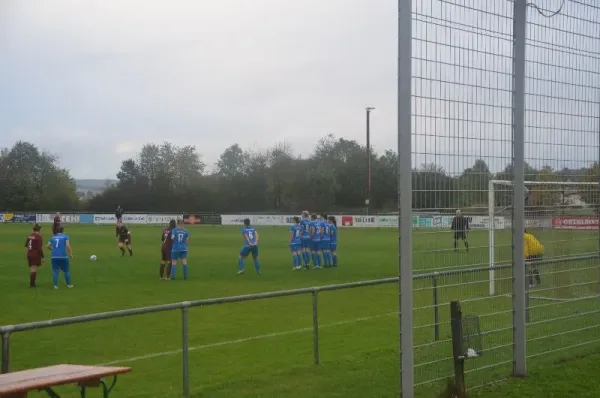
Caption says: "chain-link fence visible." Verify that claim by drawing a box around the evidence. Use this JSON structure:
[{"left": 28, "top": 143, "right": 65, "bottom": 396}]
[{"left": 401, "top": 0, "right": 600, "bottom": 396}]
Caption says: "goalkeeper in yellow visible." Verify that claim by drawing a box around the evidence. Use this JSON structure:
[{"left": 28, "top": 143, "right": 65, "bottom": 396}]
[{"left": 524, "top": 230, "right": 544, "bottom": 288}]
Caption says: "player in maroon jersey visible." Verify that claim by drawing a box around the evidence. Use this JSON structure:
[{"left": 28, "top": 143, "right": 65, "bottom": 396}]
[
  {"left": 25, "top": 224, "right": 44, "bottom": 288},
  {"left": 160, "top": 219, "right": 177, "bottom": 279},
  {"left": 52, "top": 213, "right": 61, "bottom": 235},
  {"left": 116, "top": 221, "right": 133, "bottom": 256}
]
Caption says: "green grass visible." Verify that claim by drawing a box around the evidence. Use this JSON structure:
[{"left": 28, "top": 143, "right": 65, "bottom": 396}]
[
  {"left": 469, "top": 351, "right": 600, "bottom": 398},
  {"left": 1, "top": 224, "right": 599, "bottom": 397}
]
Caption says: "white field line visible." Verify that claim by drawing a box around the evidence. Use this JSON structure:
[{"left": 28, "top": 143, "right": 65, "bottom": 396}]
[{"left": 98, "top": 311, "right": 398, "bottom": 366}]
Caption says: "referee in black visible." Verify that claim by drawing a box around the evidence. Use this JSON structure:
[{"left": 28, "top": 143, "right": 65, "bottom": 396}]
[
  {"left": 451, "top": 209, "right": 469, "bottom": 252},
  {"left": 115, "top": 204, "right": 124, "bottom": 223}
]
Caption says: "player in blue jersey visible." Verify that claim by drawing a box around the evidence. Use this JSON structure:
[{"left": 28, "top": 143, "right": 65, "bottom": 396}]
[
  {"left": 238, "top": 218, "right": 261, "bottom": 275},
  {"left": 309, "top": 214, "right": 322, "bottom": 268},
  {"left": 46, "top": 226, "right": 73, "bottom": 289},
  {"left": 289, "top": 216, "right": 303, "bottom": 270},
  {"left": 170, "top": 219, "right": 190, "bottom": 280},
  {"left": 299, "top": 211, "right": 311, "bottom": 268},
  {"left": 328, "top": 216, "right": 338, "bottom": 267},
  {"left": 320, "top": 213, "right": 332, "bottom": 267}
]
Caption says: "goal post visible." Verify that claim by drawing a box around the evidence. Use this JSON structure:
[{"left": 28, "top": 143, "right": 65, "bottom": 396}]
[{"left": 487, "top": 179, "right": 599, "bottom": 296}]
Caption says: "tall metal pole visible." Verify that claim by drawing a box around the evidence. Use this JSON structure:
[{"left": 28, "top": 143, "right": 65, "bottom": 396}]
[
  {"left": 511, "top": 0, "right": 528, "bottom": 378},
  {"left": 366, "top": 106, "right": 375, "bottom": 215},
  {"left": 398, "top": 0, "right": 414, "bottom": 395}
]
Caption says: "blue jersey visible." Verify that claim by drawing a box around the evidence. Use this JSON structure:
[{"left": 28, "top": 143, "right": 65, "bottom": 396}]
[
  {"left": 171, "top": 228, "right": 190, "bottom": 252},
  {"left": 320, "top": 221, "right": 330, "bottom": 241},
  {"left": 300, "top": 218, "right": 311, "bottom": 239},
  {"left": 290, "top": 225, "right": 302, "bottom": 244},
  {"left": 329, "top": 224, "right": 338, "bottom": 244},
  {"left": 310, "top": 221, "right": 321, "bottom": 241},
  {"left": 49, "top": 234, "right": 69, "bottom": 258},
  {"left": 242, "top": 227, "right": 258, "bottom": 246}
]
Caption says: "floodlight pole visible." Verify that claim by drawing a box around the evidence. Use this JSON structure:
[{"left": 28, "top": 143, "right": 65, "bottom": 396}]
[{"left": 366, "top": 106, "right": 375, "bottom": 215}]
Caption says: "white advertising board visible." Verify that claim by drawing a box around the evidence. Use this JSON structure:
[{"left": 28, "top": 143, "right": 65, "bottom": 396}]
[
  {"left": 468, "top": 215, "right": 505, "bottom": 229},
  {"left": 221, "top": 214, "right": 250, "bottom": 225},
  {"left": 222, "top": 214, "right": 303, "bottom": 226},
  {"left": 146, "top": 214, "right": 183, "bottom": 225},
  {"left": 36, "top": 214, "right": 80, "bottom": 223},
  {"left": 94, "top": 214, "right": 148, "bottom": 224}
]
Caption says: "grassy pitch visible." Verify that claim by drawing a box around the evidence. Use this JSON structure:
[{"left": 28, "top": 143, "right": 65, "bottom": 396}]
[{"left": 1, "top": 224, "right": 598, "bottom": 397}]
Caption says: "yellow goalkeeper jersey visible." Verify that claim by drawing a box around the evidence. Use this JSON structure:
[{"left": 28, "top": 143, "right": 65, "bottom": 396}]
[{"left": 524, "top": 232, "right": 544, "bottom": 258}]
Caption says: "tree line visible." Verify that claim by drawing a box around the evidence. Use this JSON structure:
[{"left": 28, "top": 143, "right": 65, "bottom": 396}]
[{"left": 0, "top": 139, "right": 598, "bottom": 213}]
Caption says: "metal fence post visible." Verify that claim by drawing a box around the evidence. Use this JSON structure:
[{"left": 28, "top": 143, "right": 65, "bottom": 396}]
[
  {"left": 432, "top": 273, "right": 440, "bottom": 341},
  {"left": 312, "top": 290, "right": 320, "bottom": 365},
  {"left": 398, "top": 0, "right": 414, "bottom": 394},
  {"left": 181, "top": 303, "right": 190, "bottom": 398},
  {"left": 511, "top": 0, "right": 528, "bottom": 378},
  {"left": 1, "top": 331, "right": 10, "bottom": 374}
]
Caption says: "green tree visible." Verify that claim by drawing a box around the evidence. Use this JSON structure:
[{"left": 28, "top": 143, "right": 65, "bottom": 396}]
[
  {"left": 0, "top": 141, "right": 79, "bottom": 211},
  {"left": 579, "top": 163, "right": 600, "bottom": 215},
  {"left": 458, "top": 159, "right": 491, "bottom": 209}
]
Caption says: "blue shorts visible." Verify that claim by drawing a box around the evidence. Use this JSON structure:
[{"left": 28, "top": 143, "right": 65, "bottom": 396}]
[
  {"left": 301, "top": 238, "right": 311, "bottom": 249},
  {"left": 311, "top": 241, "right": 321, "bottom": 251},
  {"left": 51, "top": 258, "right": 70, "bottom": 272},
  {"left": 320, "top": 240, "right": 331, "bottom": 250},
  {"left": 290, "top": 243, "right": 301, "bottom": 252},
  {"left": 240, "top": 245, "right": 259, "bottom": 258},
  {"left": 330, "top": 242, "right": 337, "bottom": 251},
  {"left": 171, "top": 251, "right": 188, "bottom": 261}
]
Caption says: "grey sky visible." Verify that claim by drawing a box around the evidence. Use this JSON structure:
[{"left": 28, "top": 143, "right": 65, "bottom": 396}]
[
  {"left": 411, "top": 0, "right": 600, "bottom": 177},
  {"left": 1, "top": 0, "right": 397, "bottom": 178},
  {"left": 2, "top": 0, "right": 599, "bottom": 181}
]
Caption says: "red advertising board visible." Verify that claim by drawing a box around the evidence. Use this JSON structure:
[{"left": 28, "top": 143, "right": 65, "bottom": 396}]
[
  {"left": 552, "top": 216, "right": 599, "bottom": 230},
  {"left": 341, "top": 216, "right": 354, "bottom": 227}
]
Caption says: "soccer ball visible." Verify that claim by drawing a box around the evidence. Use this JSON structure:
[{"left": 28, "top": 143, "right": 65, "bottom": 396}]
[{"left": 90, "top": 255, "right": 97, "bottom": 261}]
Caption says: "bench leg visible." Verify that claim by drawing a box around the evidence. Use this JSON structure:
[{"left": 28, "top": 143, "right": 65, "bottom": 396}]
[
  {"left": 78, "top": 376, "right": 118, "bottom": 398},
  {"left": 101, "top": 375, "right": 118, "bottom": 398},
  {"left": 42, "top": 388, "right": 61, "bottom": 398}
]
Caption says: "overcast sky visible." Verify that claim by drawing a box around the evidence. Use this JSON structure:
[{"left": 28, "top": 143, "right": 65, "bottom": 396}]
[
  {"left": 2, "top": 0, "right": 599, "bottom": 180},
  {"left": 1, "top": 0, "right": 397, "bottom": 179}
]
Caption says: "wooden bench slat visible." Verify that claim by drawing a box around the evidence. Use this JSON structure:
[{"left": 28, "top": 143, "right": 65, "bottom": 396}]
[{"left": 0, "top": 364, "right": 131, "bottom": 394}]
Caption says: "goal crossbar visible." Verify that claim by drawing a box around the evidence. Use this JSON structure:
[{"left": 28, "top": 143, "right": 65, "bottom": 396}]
[{"left": 487, "top": 179, "right": 599, "bottom": 296}]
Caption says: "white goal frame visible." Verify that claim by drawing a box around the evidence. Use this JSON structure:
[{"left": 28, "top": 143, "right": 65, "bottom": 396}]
[{"left": 487, "top": 179, "right": 598, "bottom": 296}]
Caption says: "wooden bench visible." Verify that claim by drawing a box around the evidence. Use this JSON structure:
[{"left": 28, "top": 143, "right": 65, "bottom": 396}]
[{"left": 0, "top": 364, "right": 131, "bottom": 398}]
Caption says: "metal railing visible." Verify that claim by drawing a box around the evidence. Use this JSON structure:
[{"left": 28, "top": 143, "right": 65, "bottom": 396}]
[{"left": 1, "top": 254, "right": 594, "bottom": 397}]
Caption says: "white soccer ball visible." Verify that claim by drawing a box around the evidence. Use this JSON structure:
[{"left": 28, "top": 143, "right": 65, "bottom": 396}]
[
  {"left": 90, "top": 255, "right": 97, "bottom": 261},
  {"left": 466, "top": 348, "right": 477, "bottom": 358}
]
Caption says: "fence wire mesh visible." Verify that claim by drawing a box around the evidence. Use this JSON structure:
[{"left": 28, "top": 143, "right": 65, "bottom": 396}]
[
  {"left": 522, "top": 0, "right": 600, "bottom": 367},
  {"left": 407, "top": 0, "right": 600, "bottom": 395}
]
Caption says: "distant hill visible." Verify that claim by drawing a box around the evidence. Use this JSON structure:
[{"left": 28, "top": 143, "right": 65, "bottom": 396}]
[{"left": 76, "top": 179, "right": 117, "bottom": 199}]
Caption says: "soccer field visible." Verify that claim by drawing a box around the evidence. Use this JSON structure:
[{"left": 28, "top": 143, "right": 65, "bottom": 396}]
[{"left": 1, "top": 224, "right": 599, "bottom": 397}]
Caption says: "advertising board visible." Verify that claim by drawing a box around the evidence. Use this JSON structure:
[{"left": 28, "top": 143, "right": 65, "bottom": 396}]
[
  {"left": 4, "top": 213, "right": 36, "bottom": 223},
  {"left": 94, "top": 214, "right": 148, "bottom": 224},
  {"left": 552, "top": 216, "right": 598, "bottom": 230},
  {"left": 36, "top": 214, "right": 80, "bottom": 223},
  {"left": 183, "top": 214, "right": 222, "bottom": 225}
]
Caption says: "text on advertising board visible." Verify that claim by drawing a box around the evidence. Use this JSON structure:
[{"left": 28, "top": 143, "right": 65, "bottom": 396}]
[
  {"left": 552, "top": 217, "right": 598, "bottom": 230},
  {"left": 36, "top": 214, "right": 80, "bottom": 223}
]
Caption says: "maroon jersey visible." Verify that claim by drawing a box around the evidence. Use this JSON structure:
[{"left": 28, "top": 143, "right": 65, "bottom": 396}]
[
  {"left": 161, "top": 228, "right": 173, "bottom": 250},
  {"left": 116, "top": 225, "right": 130, "bottom": 241},
  {"left": 25, "top": 233, "right": 44, "bottom": 259},
  {"left": 52, "top": 216, "right": 61, "bottom": 234}
]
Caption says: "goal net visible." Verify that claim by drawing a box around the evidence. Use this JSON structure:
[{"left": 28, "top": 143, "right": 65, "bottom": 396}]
[{"left": 487, "top": 179, "right": 600, "bottom": 300}]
